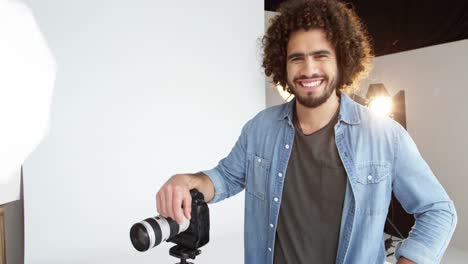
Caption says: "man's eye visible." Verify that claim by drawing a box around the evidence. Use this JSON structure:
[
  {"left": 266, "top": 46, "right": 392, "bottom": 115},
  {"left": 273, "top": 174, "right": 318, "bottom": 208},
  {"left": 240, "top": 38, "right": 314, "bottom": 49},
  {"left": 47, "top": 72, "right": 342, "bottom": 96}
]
[{"left": 290, "top": 57, "right": 302, "bottom": 62}]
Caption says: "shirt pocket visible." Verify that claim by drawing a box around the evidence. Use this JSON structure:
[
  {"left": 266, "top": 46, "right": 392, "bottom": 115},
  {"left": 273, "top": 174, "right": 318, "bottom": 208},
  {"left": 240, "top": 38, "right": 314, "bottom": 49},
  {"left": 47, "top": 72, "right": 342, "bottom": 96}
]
[
  {"left": 355, "top": 163, "right": 391, "bottom": 215},
  {"left": 246, "top": 155, "right": 270, "bottom": 201}
]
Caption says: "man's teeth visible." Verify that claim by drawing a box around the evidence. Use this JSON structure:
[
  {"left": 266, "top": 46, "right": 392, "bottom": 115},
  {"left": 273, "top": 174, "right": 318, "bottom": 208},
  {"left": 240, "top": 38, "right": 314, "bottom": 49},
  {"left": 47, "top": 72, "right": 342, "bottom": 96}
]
[{"left": 302, "top": 80, "right": 322, "bottom": 87}]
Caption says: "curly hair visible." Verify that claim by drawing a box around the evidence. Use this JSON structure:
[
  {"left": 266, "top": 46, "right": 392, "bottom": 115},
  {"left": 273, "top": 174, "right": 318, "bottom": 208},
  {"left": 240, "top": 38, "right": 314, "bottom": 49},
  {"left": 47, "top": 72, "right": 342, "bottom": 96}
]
[{"left": 262, "top": 0, "right": 373, "bottom": 94}]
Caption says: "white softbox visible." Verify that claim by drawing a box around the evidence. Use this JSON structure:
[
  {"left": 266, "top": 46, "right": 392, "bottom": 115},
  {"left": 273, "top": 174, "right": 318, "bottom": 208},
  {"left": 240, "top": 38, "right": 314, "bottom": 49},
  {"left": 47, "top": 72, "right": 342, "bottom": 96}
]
[{"left": 0, "top": 0, "right": 56, "bottom": 204}]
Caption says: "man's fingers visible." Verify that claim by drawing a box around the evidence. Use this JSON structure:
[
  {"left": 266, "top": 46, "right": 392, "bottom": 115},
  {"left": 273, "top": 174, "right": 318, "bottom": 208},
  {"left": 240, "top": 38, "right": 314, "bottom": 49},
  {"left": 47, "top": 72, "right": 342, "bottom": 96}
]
[
  {"left": 159, "top": 189, "right": 167, "bottom": 217},
  {"left": 156, "top": 175, "right": 193, "bottom": 224},
  {"left": 182, "top": 193, "right": 192, "bottom": 221},
  {"left": 156, "top": 192, "right": 161, "bottom": 215},
  {"left": 165, "top": 185, "right": 174, "bottom": 220},
  {"left": 172, "top": 187, "right": 185, "bottom": 224}
]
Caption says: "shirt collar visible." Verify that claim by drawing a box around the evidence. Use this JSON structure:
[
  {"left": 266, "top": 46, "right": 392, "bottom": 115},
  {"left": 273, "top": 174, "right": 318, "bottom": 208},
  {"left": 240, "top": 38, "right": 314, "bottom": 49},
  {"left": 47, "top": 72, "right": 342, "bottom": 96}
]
[
  {"left": 338, "top": 93, "right": 361, "bottom": 125},
  {"left": 278, "top": 93, "right": 362, "bottom": 125}
]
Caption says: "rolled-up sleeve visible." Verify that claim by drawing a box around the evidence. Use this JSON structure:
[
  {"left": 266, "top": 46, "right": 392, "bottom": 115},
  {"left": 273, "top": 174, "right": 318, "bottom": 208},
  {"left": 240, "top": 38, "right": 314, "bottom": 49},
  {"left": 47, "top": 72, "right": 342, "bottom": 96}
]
[
  {"left": 392, "top": 124, "right": 457, "bottom": 264},
  {"left": 202, "top": 119, "right": 253, "bottom": 203}
]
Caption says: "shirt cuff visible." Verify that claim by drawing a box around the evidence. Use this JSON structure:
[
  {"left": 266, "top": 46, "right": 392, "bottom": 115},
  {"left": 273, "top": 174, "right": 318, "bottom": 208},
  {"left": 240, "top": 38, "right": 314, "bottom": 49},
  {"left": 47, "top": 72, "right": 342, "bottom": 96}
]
[
  {"left": 395, "top": 238, "right": 438, "bottom": 264},
  {"left": 201, "top": 168, "right": 226, "bottom": 203}
]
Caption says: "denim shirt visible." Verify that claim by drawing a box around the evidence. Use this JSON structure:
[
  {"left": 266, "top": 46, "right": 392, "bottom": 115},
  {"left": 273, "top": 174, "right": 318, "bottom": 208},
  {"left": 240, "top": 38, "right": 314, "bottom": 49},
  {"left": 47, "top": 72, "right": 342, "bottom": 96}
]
[{"left": 203, "top": 93, "right": 457, "bottom": 264}]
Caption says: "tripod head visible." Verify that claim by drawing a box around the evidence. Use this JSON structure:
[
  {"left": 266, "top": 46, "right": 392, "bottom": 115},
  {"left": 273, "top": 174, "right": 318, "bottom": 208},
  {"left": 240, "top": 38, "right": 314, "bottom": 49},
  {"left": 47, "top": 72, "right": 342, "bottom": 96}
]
[{"left": 169, "top": 245, "right": 201, "bottom": 264}]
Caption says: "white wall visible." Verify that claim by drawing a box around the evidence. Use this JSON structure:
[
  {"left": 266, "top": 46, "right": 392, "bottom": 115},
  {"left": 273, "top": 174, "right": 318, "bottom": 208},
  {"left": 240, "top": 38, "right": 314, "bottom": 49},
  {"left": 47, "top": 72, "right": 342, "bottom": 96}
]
[
  {"left": 358, "top": 40, "right": 468, "bottom": 251},
  {"left": 20, "top": 1, "right": 264, "bottom": 263}
]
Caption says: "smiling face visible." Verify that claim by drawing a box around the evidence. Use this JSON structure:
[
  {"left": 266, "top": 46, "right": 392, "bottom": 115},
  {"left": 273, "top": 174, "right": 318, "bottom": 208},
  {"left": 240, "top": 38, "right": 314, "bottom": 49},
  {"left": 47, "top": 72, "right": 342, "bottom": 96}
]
[{"left": 286, "top": 29, "right": 340, "bottom": 108}]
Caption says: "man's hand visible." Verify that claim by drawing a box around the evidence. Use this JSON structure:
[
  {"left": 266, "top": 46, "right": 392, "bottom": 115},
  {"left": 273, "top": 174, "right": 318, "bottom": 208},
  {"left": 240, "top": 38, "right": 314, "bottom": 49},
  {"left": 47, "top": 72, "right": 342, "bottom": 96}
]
[
  {"left": 397, "top": 256, "right": 416, "bottom": 264},
  {"left": 156, "top": 174, "right": 193, "bottom": 225}
]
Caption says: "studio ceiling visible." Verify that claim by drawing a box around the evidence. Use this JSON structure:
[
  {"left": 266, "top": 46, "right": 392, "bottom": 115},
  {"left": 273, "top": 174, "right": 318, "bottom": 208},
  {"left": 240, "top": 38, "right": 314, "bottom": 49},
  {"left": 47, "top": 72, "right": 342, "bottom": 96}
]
[{"left": 265, "top": 0, "right": 468, "bottom": 56}]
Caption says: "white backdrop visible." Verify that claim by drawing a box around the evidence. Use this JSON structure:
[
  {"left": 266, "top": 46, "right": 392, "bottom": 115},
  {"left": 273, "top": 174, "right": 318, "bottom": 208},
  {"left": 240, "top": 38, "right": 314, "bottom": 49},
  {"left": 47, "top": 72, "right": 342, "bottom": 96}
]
[{"left": 22, "top": 1, "right": 264, "bottom": 263}]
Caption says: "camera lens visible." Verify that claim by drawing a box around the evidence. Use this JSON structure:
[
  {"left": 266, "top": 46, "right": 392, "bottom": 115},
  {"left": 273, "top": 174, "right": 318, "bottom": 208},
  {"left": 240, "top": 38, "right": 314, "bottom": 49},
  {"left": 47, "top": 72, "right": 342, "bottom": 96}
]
[
  {"left": 130, "top": 216, "right": 190, "bottom": 252},
  {"left": 130, "top": 224, "right": 151, "bottom": 252}
]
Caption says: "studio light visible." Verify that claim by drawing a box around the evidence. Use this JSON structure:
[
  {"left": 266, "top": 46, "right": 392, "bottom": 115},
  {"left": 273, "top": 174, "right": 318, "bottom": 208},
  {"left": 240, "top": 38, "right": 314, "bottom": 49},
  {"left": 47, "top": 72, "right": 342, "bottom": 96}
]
[
  {"left": 368, "top": 96, "right": 393, "bottom": 117},
  {"left": 364, "top": 83, "right": 407, "bottom": 128},
  {"left": 366, "top": 83, "right": 393, "bottom": 117},
  {"left": 0, "top": 1, "right": 56, "bottom": 203}
]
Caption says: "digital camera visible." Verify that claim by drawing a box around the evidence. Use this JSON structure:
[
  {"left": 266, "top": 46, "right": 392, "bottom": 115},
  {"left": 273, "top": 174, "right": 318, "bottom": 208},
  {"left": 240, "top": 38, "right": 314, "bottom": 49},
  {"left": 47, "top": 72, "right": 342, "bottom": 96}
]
[{"left": 130, "top": 189, "right": 209, "bottom": 252}]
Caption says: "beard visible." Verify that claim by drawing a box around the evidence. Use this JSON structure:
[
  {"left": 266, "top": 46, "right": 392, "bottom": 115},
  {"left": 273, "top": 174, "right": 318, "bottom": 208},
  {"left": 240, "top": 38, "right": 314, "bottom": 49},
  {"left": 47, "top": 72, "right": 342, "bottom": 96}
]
[{"left": 287, "top": 73, "right": 340, "bottom": 108}]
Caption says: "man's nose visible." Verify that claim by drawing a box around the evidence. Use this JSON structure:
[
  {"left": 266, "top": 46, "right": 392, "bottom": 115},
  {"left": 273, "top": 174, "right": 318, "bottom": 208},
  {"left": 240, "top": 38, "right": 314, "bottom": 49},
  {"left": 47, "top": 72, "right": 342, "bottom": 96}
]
[{"left": 300, "top": 57, "right": 320, "bottom": 76}]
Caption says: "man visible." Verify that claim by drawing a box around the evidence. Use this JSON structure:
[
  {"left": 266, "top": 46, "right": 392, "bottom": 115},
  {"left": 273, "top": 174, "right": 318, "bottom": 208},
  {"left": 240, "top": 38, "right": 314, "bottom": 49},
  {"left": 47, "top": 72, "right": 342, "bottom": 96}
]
[{"left": 156, "top": 0, "right": 457, "bottom": 263}]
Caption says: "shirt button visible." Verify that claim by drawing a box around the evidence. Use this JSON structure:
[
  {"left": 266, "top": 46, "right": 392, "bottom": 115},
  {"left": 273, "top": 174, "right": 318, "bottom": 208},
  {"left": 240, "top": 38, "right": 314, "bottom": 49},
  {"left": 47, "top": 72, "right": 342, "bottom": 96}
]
[
  {"left": 268, "top": 247, "right": 272, "bottom": 252},
  {"left": 270, "top": 224, "right": 274, "bottom": 228},
  {"left": 368, "top": 175, "right": 373, "bottom": 180},
  {"left": 274, "top": 197, "right": 279, "bottom": 202},
  {"left": 257, "top": 158, "right": 261, "bottom": 163},
  {"left": 285, "top": 144, "right": 290, "bottom": 149},
  {"left": 278, "top": 172, "right": 283, "bottom": 177}
]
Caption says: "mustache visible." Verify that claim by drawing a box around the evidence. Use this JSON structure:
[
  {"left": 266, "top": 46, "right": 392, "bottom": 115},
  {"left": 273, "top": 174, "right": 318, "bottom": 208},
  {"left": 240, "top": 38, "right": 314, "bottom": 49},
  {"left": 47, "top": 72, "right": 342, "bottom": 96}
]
[{"left": 293, "top": 74, "right": 327, "bottom": 82}]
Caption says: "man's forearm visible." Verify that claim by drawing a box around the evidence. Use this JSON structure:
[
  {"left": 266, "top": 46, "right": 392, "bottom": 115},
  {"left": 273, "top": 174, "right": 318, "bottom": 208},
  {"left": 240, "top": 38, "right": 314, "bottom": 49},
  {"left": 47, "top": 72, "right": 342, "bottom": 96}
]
[
  {"left": 395, "top": 201, "right": 457, "bottom": 263},
  {"left": 187, "top": 172, "right": 215, "bottom": 202}
]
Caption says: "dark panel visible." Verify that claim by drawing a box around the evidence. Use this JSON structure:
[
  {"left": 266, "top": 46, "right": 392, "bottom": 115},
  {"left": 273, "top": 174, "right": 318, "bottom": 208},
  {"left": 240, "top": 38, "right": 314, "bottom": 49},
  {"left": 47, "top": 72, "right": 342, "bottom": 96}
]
[
  {"left": 265, "top": 0, "right": 283, "bottom": 11},
  {"left": 265, "top": 0, "right": 468, "bottom": 56}
]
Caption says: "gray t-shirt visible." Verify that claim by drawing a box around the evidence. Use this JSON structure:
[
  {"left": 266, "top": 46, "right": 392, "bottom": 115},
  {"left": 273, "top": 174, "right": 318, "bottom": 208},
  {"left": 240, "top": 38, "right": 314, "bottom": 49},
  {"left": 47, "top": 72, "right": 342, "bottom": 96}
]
[{"left": 273, "top": 111, "right": 347, "bottom": 264}]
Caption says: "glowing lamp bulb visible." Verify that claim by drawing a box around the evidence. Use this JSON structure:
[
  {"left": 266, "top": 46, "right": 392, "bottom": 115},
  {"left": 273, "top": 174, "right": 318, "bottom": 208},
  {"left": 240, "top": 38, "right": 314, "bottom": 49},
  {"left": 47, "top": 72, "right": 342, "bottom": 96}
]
[{"left": 368, "top": 96, "right": 392, "bottom": 117}]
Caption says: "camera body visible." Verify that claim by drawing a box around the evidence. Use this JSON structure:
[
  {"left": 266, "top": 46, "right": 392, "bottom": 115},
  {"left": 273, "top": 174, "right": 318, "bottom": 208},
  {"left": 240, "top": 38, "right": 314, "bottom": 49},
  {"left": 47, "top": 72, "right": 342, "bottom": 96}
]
[{"left": 169, "top": 189, "right": 210, "bottom": 249}]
